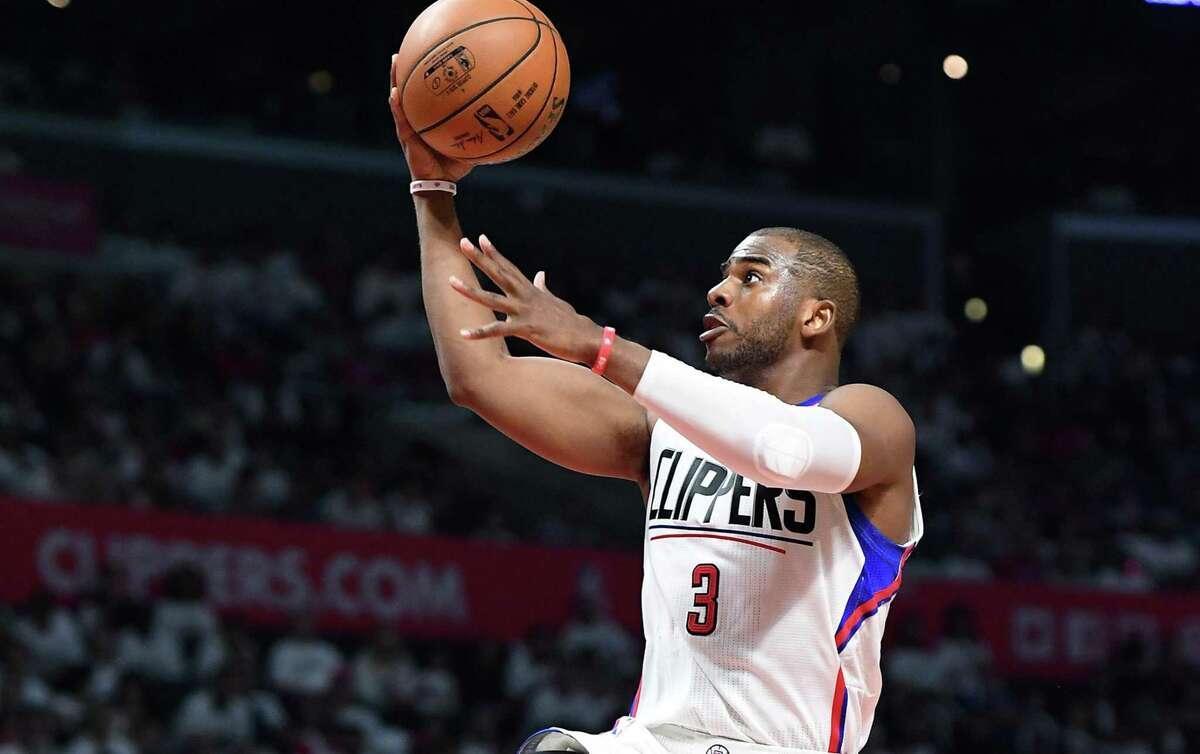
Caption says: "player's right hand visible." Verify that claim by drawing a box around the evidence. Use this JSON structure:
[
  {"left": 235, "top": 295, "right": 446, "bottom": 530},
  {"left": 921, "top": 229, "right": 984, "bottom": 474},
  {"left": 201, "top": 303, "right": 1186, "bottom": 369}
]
[{"left": 390, "top": 53, "right": 473, "bottom": 184}]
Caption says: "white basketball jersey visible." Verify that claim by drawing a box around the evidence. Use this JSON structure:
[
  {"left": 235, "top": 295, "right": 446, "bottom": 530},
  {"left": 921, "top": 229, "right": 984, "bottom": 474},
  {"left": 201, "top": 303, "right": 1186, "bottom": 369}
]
[{"left": 630, "top": 403, "right": 923, "bottom": 754}]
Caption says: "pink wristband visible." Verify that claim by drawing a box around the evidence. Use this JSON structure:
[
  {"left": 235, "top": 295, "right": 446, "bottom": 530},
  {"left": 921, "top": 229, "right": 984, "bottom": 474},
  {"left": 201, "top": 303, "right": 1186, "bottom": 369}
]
[{"left": 591, "top": 326, "right": 617, "bottom": 375}]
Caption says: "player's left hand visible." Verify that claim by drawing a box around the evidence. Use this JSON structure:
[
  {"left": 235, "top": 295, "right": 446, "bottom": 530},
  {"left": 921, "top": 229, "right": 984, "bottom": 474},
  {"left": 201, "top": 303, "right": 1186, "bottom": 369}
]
[{"left": 450, "top": 235, "right": 605, "bottom": 365}]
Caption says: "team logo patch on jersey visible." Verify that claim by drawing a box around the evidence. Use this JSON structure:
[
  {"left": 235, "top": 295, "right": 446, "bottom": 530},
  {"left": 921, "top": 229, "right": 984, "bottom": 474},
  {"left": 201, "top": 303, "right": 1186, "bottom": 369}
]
[{"left": 706, "top": 746, "right": 730, "bottom": 754}]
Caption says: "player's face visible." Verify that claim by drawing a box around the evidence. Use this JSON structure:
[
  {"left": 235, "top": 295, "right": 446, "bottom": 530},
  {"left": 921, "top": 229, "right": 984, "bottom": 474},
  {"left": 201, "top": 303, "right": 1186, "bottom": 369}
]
[{"left": 702, "top": 239, "right": 801, "bottom": 379}]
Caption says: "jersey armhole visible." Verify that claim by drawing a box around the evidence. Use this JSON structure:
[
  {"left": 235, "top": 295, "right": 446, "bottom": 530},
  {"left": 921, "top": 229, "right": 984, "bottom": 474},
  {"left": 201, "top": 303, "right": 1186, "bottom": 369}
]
[{"left": 639, "top": 411, "right": 661, "bottom": 501}]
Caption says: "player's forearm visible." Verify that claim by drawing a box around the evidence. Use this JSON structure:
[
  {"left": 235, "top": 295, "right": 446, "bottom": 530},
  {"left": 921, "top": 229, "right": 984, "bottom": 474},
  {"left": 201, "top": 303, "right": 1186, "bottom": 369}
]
[
  {"left": 414, "top": 193, "right": 507, "bottom": 399},
  {"left": 603, "top": 336, "right": 653, "bottom": 395}
]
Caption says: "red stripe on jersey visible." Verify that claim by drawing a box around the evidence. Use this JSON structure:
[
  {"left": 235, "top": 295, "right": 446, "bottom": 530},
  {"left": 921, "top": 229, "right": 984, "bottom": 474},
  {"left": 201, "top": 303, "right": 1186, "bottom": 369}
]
[
  {"left": 828, "top": 667, "right": 847, "bottom": 752},
  {"left": 649, "top": 533, "right": 786, "bottom": 554}
]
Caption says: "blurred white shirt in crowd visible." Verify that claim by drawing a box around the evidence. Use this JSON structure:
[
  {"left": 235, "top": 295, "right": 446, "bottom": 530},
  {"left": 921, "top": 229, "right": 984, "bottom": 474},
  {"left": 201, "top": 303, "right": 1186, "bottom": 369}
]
[
  {"left": 12, "top": 607, "right": 86, "bottom": 677},
  {"left": 411, "top": 664, "right": 460, "bottom": 718},
  {"left": 322, "top": 489, "right": 386, "bottom": 530},
  {"left": 336, "top": 704, "right": 411, "bottom": 754},
  {"left": 61, "top": 731, "right": 139, "bottom": 754},
  {"left": 169, "top": 448, "right": 246, "bottom": 510},
  {"left": 559, "top": 614, "right": 635, "bottom": 672},
  {"left": 1121, "top": 532, "right": 1198, "bottom": 582},
  {"left": 504, "top": 642, "right": 551, "bottom": 700},
  {"left": 141, "top": 602, "right": 226, "bottom": 683},
  {"left": 267, "top": 635, "right": 343, "bottom": 696},
  {"left": 351, "top": 647, "right": 418, "bottom": 709},
  {"left": 173, "top": 689, "right": 255, "bottom": 743}
]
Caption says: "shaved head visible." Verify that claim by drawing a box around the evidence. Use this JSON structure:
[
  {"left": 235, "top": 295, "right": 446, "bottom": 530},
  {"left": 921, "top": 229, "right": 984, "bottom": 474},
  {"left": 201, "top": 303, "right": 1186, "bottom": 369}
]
[{"left": 750, "top": 227, "right": 860, "bottom": 345}]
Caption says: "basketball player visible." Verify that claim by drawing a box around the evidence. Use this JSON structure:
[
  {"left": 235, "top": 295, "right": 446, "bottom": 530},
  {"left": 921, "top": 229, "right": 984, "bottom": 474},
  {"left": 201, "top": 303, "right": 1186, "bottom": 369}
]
[{"left": 389, "top": 56, "right": 923, "bottom": 754}]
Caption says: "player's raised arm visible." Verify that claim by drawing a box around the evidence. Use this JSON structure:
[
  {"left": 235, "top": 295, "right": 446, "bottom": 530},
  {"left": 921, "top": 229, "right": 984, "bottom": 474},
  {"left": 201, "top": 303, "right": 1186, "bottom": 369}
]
[
  {"left": 388, "top": 57, "right": 650, "bottom": 485},
  {"left": 445, "top": 221, "right": 917, "bottom": 535}
]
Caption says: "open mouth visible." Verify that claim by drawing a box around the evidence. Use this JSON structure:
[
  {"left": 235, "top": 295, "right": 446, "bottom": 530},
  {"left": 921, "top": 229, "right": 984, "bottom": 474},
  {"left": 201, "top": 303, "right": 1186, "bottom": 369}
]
[{"left": 699, "top": 313, "right": 730, "bottom": 343}]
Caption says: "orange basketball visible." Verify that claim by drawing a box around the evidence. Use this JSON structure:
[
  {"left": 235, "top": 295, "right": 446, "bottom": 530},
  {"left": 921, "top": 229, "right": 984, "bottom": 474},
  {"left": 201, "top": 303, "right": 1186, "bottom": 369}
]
[{"left": 396, "top": 0, "right": 570, "bottom": 165}]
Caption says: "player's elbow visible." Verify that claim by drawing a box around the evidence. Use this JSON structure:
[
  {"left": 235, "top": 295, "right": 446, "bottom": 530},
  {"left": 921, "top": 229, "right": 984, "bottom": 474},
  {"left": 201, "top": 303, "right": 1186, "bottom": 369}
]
[
  {"left": 442, "top": 352, "right": 516, "bottom": 409},
  {"left": 444, "top": 376, "right": 479, "bottom": 409}
]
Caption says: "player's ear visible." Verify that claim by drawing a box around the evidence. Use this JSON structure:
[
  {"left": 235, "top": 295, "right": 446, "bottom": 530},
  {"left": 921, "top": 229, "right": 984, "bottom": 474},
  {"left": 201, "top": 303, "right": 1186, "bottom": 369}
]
[{"left": 800, "top": 299, "right": 836, "bottom": 339}]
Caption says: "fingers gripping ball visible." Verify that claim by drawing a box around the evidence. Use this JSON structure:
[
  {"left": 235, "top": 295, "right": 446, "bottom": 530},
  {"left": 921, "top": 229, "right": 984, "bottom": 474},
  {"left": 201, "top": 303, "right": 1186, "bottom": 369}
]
[{"left": 396, "top": 0, "right": 570, "bottom": 165}]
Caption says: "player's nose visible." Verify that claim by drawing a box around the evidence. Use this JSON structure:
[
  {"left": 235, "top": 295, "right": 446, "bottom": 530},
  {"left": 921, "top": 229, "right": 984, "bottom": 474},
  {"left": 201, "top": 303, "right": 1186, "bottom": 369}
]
[{"left": 707, "top": 279, "right": 733, "bottom": 309}]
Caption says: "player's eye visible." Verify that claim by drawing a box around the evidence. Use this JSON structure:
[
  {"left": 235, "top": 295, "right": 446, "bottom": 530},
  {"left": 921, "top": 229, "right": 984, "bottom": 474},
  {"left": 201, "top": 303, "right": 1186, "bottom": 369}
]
[{"left": 743, "top": 271, "right": 762, "bottom": 284}]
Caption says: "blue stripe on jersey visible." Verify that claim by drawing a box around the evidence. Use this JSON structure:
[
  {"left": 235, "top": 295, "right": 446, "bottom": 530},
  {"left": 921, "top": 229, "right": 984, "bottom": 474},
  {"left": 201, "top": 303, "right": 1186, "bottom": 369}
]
[
  {"left": 834, "top": 492, "right": 907, "bottom": 652},
  {"left": 798, "top": 393, "right": 825, "bottom": 406},
  {"left": 836, "top": 684, "right": 849, "bottom": 752}
]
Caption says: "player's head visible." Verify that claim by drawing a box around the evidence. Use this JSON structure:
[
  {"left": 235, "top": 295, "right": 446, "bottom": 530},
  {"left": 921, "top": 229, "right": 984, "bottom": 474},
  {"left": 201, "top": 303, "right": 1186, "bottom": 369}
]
[{"left": 702, "top": 227, "right": 859, "bottom": 380}]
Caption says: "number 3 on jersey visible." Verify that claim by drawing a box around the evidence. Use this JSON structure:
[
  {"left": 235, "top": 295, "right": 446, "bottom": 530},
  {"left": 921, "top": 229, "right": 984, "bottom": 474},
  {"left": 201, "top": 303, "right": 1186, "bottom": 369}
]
[{"left": 686, "top": 563, "right": 720, "bottom": 636}]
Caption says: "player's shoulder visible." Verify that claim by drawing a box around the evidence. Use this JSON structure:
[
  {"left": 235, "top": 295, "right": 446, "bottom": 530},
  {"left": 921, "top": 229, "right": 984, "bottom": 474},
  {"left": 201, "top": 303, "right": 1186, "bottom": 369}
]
[
  {"left": 821, "top": 383, "right": 907, "bottom": 410},
  {"left": 819, "top": 384, "right": 915, "bottom": 438},
  {"left": 822, "top": 384, "right": 916, "bottom": 492}
]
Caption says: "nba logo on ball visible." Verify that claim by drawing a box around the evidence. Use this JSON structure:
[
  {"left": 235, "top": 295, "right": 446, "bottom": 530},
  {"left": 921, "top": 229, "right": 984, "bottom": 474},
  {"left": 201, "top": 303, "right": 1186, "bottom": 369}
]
[{"left": 706, "top": 746, "right": 730, "bottom": 754}]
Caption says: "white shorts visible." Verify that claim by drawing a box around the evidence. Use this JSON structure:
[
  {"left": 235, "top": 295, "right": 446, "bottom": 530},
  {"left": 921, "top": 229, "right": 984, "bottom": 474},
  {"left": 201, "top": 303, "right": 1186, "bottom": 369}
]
[{"left": 518, "top": 717, "right": 830, "bottom": 754}]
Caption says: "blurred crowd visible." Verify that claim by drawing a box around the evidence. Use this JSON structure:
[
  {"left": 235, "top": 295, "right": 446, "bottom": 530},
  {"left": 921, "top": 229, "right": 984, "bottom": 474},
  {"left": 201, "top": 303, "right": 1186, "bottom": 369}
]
[
  {"left": 876, "top": 606, "right": 1200, "bottom": 754},
  {"left": 0, "top": 563, "right": 641, "bottom": 754},
  {"left": 2, "top": 562, "right": 1198, "bottom": 754},
  {"left": 0, "top": 240, "right": 454, "bottom": 537},
  {"left": 0, "top": 229, "right": 1197, "bottom": 587}
]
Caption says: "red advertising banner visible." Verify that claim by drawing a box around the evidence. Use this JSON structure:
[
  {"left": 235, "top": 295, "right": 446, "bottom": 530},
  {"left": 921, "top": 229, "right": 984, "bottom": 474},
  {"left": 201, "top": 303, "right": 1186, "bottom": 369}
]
[
  {"left": 892, "top": 579, "right": 1200, "bottom": 678},
  {"left": 4, "top": 496, "right": 1200, "bottom": 678},
  {"left": 0, "top": 176, "right": 97, "bottom": 255},
  {"left": 0, "top": 498, "right": 643, "bottom": 640}
]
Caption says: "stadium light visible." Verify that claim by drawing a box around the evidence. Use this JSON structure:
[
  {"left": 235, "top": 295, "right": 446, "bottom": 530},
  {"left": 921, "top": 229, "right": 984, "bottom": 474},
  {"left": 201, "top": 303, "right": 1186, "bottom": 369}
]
[
  {"left": 308, "top": 70, "right": 334, "bottom": 94},
  {"left": 47, "top": 0, "right": 70, "bottom": 7},
  {"left": 943, "top": 54, "right": 969, "bottom": 80},
  {"left": 964, "top": 297, "right": 988, "bottom": 322},
  {"left": 1021, "top": 345, "right": 1046, "bottom": 375}
]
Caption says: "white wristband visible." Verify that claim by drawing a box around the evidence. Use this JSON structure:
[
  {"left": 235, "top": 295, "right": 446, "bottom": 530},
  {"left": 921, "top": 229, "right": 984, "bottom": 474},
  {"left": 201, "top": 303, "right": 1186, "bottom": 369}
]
[{"left": 410, "top": 180, "right": 457, "bottom": 196}]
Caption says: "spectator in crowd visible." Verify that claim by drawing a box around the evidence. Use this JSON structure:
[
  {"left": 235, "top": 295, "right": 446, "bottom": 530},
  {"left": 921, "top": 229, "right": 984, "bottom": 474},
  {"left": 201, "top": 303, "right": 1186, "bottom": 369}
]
[
  {"left": 410, "top": 652, "right": 459, "bottom": 721},
  {"left": 61, "top": 705, "right": 137, "bottom": 754},
  {"left": 173, "top": 663, "right": 283, "bottom": 748},
  {"left": 267, "top": 612, "right": 343, "bottom": 698},
  {"left": 504, "top": 627, "right": 556, "bottom": 702},
  {"left": 322, "top": 478, "right": 387, "bottom": 531},
  {"left": 142, "top": 567, "right": 226, "bottom": 687},
  {"left": 11, "top": 593, "right": 85, "bottom": 681},
  {"left": 350, "top": 628, "right": 417, "bottom": 713},
  {"left": 559, "top": 599, "right": 637, "bottom": 678}
]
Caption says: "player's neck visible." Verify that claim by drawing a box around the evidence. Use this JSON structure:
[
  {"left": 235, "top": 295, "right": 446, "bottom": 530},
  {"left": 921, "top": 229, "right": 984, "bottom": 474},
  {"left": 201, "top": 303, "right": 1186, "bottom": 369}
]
[{"left": 747, "top": 348, "right": 840, "bottom": 405}]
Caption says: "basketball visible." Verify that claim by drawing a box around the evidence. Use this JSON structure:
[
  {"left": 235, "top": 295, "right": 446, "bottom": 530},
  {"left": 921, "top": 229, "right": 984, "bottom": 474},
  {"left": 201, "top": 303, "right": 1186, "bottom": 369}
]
[{"left": 396, "top": 0, "right": 570, "bottom": 165}]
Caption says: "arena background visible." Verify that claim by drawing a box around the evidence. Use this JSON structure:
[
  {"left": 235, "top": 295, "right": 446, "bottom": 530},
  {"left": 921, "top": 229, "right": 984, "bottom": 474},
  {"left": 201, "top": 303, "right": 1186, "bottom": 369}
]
[{"left": 1, "top": 1, "right": 1199, "bottom": 752}]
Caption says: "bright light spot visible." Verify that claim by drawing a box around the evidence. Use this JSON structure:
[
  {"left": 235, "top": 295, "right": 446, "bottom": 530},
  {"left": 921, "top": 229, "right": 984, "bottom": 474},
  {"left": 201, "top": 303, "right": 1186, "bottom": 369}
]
[
  {"left": 1020, "top": 345, "right": 1046, "bottom": 375},
  {"left": 308, "top": 70, "right": 334, "bottom": 94},
  {"left": 878, "top": 63, "right": 902, "bottom": 85},
  {"left": 943, "top": 54, "right": 969, "bottom": 80},
  {"left": 963, "top": 297, "right": 988, "bottom": 322},
  {"left": 47, "top": 0, "right": 70, "bottom": 7}
]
